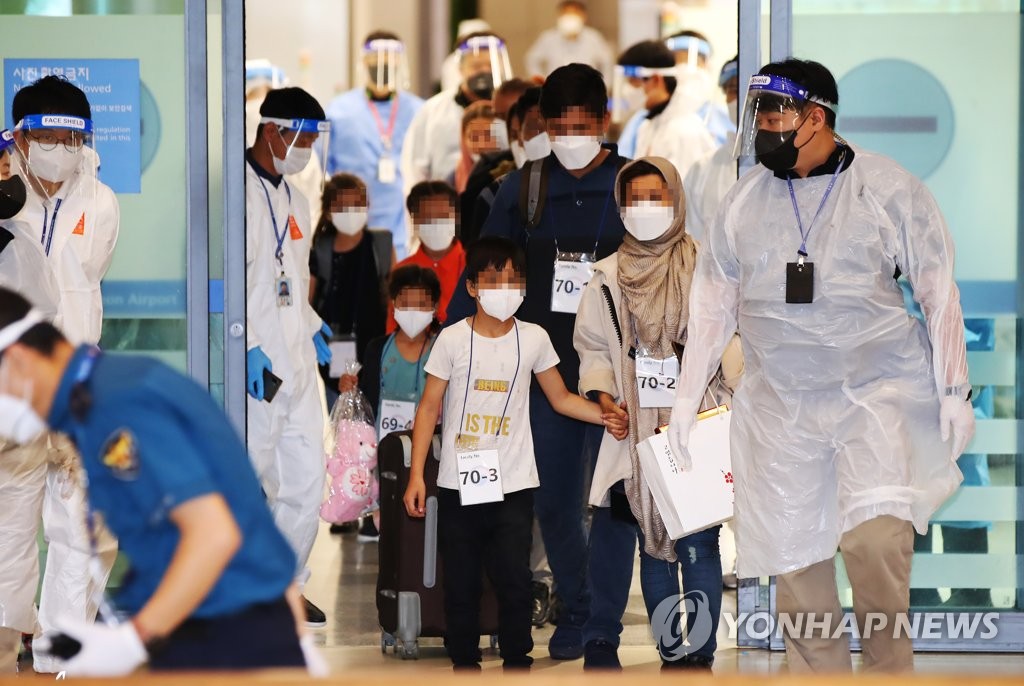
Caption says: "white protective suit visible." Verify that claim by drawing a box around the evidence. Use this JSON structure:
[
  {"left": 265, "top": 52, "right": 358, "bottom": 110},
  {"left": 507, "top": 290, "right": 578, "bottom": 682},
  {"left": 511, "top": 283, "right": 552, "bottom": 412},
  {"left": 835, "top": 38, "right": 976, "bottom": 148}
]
[
  {"left": 683, "top": 132, "right": 737, "bottom": 245},
  {"left": 0, "top": 213, "right": 116, "bottom": 674},
  {"left": 245, "top": 161, "right": 326, "bottom": 583},
  {"left": 400, "top": 89, "right": 466, "bottom": 197},
  {"left": 633, "top": 95, "right": 716, "bottom": 181},
  {"left": 671, "top": 146, "right": 966, "bottom": 578}
]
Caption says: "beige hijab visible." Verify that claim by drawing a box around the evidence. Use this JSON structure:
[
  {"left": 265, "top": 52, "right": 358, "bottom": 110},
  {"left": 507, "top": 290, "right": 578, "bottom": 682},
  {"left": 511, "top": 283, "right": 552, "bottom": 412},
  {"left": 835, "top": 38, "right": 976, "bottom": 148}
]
[{"left": 616, "top": 156, "right": 698, "bottom": 562}]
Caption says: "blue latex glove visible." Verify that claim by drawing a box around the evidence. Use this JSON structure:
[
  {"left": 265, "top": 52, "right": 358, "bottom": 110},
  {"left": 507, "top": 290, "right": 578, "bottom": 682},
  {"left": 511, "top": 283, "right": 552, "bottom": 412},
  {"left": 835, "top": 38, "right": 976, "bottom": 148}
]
[
  {"left": 314, "top": 322, "right": 333, "bottom": 366},
  {"left": 246, "top": 346, "right": 273, "bottom": 400}
]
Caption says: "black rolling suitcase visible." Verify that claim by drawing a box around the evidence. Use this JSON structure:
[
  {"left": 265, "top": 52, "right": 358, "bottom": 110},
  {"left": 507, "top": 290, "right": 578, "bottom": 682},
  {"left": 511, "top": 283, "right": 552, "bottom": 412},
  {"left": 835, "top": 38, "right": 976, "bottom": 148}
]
[{"left": 376, "top": 430, "right": 500, "bottom": 659}]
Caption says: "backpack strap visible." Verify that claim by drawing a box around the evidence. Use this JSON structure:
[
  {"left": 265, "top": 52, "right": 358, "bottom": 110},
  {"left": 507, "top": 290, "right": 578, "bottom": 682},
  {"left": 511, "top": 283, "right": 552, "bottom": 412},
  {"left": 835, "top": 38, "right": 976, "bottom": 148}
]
[
  {"left": 313, "top": 232, "right": 332, "bottom": 309},
  {"left": 517, "top": 158, "right": 549, "bottom": 230}
]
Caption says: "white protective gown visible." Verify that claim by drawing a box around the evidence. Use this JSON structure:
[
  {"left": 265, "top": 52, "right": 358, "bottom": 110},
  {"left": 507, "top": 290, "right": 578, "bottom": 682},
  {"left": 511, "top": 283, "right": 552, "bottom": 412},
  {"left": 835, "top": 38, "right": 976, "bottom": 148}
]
[
  {"left": 673, "top": 146, "right": 965, "bottom": 578},
  {"left": 0, "top": 169, "right": 119, "bottom": 672},
  {"left": 245, "top": 161, "right": 326, "bottom": 583},
  {"left": 400, "top": 89, "right": 465, "bottom": 197},
  {"left": 683, "top": 132, "right": 738, "bottom": 245},
  {"left": 634, "top": 95, "right": 716, "bottom": 182}
]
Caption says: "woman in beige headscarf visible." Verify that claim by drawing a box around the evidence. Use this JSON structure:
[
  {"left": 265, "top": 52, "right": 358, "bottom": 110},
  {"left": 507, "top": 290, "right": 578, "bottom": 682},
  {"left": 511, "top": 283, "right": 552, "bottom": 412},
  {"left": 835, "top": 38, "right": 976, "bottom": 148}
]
[{"left": 573, "top": 156, "right": 742, "bottom": 670}]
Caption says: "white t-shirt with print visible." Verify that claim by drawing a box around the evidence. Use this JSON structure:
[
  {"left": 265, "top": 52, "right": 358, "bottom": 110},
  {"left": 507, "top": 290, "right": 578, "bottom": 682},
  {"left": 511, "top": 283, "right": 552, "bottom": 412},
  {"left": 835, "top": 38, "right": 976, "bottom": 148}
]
[{"left": 425, "top": 317, "right": 560, "bottom": 494}]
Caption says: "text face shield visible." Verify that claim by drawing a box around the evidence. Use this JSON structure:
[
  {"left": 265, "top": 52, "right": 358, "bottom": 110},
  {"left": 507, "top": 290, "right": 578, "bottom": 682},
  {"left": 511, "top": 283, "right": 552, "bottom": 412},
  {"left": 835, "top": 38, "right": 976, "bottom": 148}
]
[
  {"left": 735, "top": 75, "right": 816, "bottom": 161},
  {"left": 459, "top": 36, "right": 514, "bottom": 99},
  {"left": 259, "top": 117, "right": 331, "bottom": 186},
  {"left": 365, "top": 38, "right": 410, "bottom": 94},
  {"left": 12, "top": 114, "right": 97, "bottom": 203}
]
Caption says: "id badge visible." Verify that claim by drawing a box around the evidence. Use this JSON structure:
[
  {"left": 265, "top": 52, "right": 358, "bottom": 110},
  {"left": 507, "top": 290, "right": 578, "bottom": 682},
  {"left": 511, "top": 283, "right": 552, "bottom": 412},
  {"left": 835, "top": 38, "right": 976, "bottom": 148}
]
[
  {"left": 456, "top": 447, "right": 504, "bottom": 506},
  {"left": 551, "top": 251, "right": 595, "bottom": 314},
  {"left": 275, "top": 274, "right": 293, "bottom": 308},
  {"left": 785, "top": 261, "right": 814, "bottom": 304},
  {"left": 378, "top": 399, "right": 416, "bottom": 440},
  {"left": 636, "top": 353, "right": 679, "bottom": 408},
  {"left": 378, "top": 156, "right": 397, "bottom": 184},
  {"left": 328, "top": 335, "right": 357, "bottom": 378}
]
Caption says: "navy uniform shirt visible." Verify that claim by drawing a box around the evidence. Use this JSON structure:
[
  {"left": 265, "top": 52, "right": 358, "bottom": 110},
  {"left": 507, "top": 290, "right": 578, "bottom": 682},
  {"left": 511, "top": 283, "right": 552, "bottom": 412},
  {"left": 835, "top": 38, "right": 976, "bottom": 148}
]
[
  {"left": 448, "top": 146, "right": 627, "bottom": 390},
  {"left": 48, "top": 346, "right": 296, "bottom": 618}
]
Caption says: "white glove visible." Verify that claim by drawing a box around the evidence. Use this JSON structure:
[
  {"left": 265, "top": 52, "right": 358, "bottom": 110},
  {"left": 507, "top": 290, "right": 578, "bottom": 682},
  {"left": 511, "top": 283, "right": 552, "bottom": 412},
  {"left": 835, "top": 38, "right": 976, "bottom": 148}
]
[
  {"left": 37, "top": 619, "right": 147, "bottom": 677},
  {"left": 939, "top": 396, "right": 975, "bottom": 461},
  {"left": 301, "top": 633, "right": 329, "bottom": 677},
  {"left": 667, "top": 399, "right": 695, "bottom": 472}
]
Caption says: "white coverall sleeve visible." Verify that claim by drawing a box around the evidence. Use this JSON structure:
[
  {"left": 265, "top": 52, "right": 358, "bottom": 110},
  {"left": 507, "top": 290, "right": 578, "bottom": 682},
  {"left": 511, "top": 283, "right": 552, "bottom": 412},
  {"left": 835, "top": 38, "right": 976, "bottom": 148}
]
[
  {"left": 573, "top": 276, "right": 618, "bottom": 399},
  {"left": 666, "top": 119, "right": 716, "bottom": 182},
  {"left": 94, "top": 188, "right": 120, "bottom": 280},
  {"left": 669, "top": 203, "right": 741, "bottom": 465},
  {"left": 897, "top": 178, "right": 969, "bottom": 394},
  {"left": 683, "top": 158, "right": 709, "bottom": 245},
  {"left": 400, "top": 105, "right": 431, "bottom": 198},
  {"left": 524, "top": 34, "right": 548, "bottom": 79},
  {"left": 245, "top": 204, "right": 266, "bottom": 352}
]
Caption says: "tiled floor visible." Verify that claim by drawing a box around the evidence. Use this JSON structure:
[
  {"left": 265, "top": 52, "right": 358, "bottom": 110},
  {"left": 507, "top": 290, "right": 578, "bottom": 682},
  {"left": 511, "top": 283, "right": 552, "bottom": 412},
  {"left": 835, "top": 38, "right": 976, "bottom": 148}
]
[{"left": 301, "top": 523, "right": 1024, "bottom": 675}]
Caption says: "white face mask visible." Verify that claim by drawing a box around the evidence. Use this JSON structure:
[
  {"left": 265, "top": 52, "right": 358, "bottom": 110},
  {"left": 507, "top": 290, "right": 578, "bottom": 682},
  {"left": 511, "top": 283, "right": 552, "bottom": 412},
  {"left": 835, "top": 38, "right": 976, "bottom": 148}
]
[
  {"left": 727, "top": 100, "right": 738, "bottom": 126},
  {"left": 393, "top": 309, "right": 434, "bottom": 339},
  {"left": 622, "top": 204, "right": 675, "bottom": 242},
  {"left": 490, "top": 119, "right": 510, "bottom": 151},
  {"left": 417, "top": 219, "right": 456, "bottom": 252},
  {"left": 477, "top": 288, "right": 524, "bottom": 322},
  {"left": 523, "top": 132, "right": 552, "bottom": 161},
  {"left": 332, "top": 209, "right": 368, "bottom": 235},
  {"left": 550, "top": 135, "right": 601, "bottom": 170},
  {"left": 269, "top": 127, "right": 313, "bottom": 175},
  {"left": 557, "top": 13, "right": 584, "bottom": 37},
  {"left": 511, "top": 141, "right": 528, "bottom": 169},
  {"left": 28, "top": 141, "right": 81, "bottom": 184},
  {"left": 0, "top": 394, "right": 46, "bottom": 445},
  {"left": 622, "top": 82, "right": 647, "bottom": 112}
]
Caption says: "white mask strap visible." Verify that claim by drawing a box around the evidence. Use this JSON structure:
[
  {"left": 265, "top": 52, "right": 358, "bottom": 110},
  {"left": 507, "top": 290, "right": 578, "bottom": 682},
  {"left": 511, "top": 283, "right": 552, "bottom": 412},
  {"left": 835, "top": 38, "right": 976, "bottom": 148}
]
[{"left": 0, "top": 309, "right": 44, "bottom": 354}]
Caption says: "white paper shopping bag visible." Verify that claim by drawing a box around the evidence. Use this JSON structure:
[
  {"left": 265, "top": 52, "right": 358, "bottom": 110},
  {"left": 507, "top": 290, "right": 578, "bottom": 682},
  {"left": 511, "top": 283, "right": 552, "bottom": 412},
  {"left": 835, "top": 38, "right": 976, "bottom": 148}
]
[{"left": 637, "top": 407, "right": 734, "bottom": 539}]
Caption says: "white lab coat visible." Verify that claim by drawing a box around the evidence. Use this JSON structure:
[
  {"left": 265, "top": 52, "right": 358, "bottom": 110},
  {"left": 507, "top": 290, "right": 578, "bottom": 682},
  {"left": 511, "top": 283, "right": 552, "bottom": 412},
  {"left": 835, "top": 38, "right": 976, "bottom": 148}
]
[
  {"left": 682, "top": 133, "right": 737, "bottom": 245},
  {"left": 0, "top": 220, "right": 60, "bottom": 322},
  {"left": 525, "top": 26, "right": 614, "bottom": 82},
  {"left": 400, "top": 89, "right": 465, "bottom": 197},
  {"left": 245, "top": 161, "right": 326, "bottom": 581},
  {"left": 673, "top": 147, "right": 966, "bottom": 578},
  {"left": 634, "top": 97, "right": 716, "bottom": 181}
]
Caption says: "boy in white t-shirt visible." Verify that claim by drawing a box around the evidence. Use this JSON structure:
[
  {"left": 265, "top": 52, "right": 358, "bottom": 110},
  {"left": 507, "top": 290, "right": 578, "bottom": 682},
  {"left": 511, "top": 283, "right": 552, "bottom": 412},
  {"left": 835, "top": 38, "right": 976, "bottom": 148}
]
[{"left": 404, "top": 236, "right": 628, "bottom": 670}]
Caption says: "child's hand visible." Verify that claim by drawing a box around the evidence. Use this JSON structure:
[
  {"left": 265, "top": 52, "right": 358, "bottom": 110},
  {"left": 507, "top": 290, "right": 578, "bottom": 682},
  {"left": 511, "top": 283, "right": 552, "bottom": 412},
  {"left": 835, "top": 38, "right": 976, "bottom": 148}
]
[
  {"left": 598, "top": 394, "right": 630, "bottom": 441},
  {"left": 403, "top": 476, "right": 427, "bottom": 518},
  {"left": 338, "top": 374, "right": 358, "bottom": 393}
]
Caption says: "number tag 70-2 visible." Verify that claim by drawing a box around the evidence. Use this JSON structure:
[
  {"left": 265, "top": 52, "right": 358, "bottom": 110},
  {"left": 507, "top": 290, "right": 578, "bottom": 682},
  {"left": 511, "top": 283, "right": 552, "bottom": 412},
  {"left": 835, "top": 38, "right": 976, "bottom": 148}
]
[{"left": 636, "top": 355, "right": 679, "bottom": 409}]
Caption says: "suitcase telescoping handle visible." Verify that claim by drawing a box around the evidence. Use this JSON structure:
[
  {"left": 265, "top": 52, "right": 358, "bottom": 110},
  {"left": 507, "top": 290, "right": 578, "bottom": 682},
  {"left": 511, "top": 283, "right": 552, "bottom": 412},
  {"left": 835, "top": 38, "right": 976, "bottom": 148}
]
[
  {"left": 424, "top": 496, "right": 438, "bottom": 588},
  {"left": 399, "top": 433, "right": 443, "bottom": 468}
]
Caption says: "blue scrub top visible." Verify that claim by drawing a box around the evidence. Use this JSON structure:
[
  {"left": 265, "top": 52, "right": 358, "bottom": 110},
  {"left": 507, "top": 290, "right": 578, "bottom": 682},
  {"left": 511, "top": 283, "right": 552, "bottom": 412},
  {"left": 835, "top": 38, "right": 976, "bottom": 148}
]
[
  {"left": 325, "top": 88, "right": 424, "bottom": 256},
  {"left": 49, "top": 346, "right": 296, "bottom": 618}
]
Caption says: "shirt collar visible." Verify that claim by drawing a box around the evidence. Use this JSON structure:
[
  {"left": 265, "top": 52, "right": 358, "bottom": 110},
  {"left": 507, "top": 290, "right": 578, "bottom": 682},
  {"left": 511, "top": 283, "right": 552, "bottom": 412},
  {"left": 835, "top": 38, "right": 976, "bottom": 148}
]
[
  {"left": 773, "top": 142, "right": 855, "bottom": 180},
  {"left": 47, "top": 344, "right": 93, "bottom": 430},
  {"left": 645, "top": 99, "right": 671, "bottom": 120},
  {"left": 454, "top": 89, "right": 474, "bottom": 109},
  {"left": 246, "top": 148, "right": 283, "bottom": 188}
]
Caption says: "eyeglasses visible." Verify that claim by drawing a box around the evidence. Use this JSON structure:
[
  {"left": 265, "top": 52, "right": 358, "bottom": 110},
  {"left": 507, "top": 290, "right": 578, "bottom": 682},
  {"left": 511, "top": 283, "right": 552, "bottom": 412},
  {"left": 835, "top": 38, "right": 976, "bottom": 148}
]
[{"left": 27, "top": 131, "right": 85, "bottom": 153}]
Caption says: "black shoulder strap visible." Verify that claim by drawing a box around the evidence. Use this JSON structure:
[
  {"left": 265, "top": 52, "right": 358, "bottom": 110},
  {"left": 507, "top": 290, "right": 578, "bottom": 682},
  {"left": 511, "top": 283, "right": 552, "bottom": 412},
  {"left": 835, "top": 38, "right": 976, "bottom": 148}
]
[
  {"left": 517, "top": 158, "right": 549, "bottom": 230},
  {"left": 314, "top": 232, "right": 332, "bottom": 286}
]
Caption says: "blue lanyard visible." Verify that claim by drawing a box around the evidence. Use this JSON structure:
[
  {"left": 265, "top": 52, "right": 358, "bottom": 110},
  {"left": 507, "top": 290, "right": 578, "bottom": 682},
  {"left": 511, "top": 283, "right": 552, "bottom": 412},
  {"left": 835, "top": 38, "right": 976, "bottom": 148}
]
[
  {"left": 40, "top": 198, "right": 63, "bottom": 257},
  {"left": 380, "top": 331, "right": 432, "bottom": 398},
  {"left": 256, "top": 176, "right": 292, "bottom": 263},
  {"left": 551, "top": 182, "right": 614, "bottom": 256},
  {"left": 786, "top": 148, "right": 847, "bottom": 258},
  {"left": 458, "top": 317, "right": 521, "bottom": 443}
]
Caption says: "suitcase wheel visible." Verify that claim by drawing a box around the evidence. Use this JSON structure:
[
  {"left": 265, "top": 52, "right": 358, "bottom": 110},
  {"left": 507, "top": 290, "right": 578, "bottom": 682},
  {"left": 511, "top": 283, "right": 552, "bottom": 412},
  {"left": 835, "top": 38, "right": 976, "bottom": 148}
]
[
  {"left": 399, "top": 639, "right": 419, "bottom": 660},
  {"left": 381, "top": 631, "right": 396, "bottom": 654},
  {"left": 490, "top": 635, "right": 499, "bottom": 650}
]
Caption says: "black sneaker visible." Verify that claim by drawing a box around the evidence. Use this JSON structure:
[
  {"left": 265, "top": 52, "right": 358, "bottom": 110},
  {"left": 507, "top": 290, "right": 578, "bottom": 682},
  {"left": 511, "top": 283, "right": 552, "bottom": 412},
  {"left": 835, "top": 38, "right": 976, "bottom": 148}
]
[
  {"left": 357, "top": 516, "right": 379, "bottom": 542},
  {"left": 531, "top": 581, "right": 551, "bottom": 627},
  {"left": 303, "top": 596, "right": 327, "bottom": 628},
  {"left": 662, "top": 654, "right": 714, "bottom": 671},
  {"left": 582, "top": 639, "right": 621, "bottom": 670},
  {"left": 330, "top": 521, "right": 357, "bottom": 534}
]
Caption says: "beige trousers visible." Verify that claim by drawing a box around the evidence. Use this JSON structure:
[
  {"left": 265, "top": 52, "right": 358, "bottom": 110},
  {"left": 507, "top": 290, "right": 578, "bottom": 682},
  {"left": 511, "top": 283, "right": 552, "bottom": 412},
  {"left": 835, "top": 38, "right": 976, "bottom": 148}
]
[{"left": 776, "top": 515, "right": 915, "bottom": 673}]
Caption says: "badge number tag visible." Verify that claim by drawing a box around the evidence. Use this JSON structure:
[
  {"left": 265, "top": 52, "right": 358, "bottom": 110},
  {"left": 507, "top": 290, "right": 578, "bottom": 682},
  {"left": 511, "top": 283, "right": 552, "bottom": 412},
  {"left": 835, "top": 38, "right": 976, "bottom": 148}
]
[
  {"left": 456, "top": 448, "right": 504, "bottom": 506},
  {"left": 328, "top": 337, "right": 357, "bottom": 378},
  {"left": 378, "top": 156, "right": 397, "bottom": 184},
  {"left": 378, "top": 399, "right": 416, "bottom": 440},
  {"left": 786, "top": 261, "right": 815, "bottom": 304},
  {"left": 276, "top": 275, "right": 293, "bottom": 308},
  {"left": 636, "top": 355, "right": 679, "bottom": 408},
  {"left": 551, "top": 255, "right": 594, "bottom": 314}
]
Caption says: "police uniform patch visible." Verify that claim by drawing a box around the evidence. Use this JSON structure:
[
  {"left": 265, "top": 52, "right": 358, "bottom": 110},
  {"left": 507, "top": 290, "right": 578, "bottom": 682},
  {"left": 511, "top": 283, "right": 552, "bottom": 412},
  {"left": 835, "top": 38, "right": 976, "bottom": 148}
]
[{"left": 101, "top": 430, "right": 139, "bottom": 479}]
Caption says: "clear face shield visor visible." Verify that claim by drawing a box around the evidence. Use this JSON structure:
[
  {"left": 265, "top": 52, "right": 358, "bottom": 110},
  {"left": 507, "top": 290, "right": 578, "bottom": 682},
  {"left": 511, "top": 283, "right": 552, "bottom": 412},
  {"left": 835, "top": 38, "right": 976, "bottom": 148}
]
[
  {"left": 665, "top": 35, "right": 712, "bottom": 71},
  {"left": 734, "top": 74, "right": 837, "bottom": 160},
  {"left": 610, "top": 64, "right": 677, "bottom": 124},
  {"left": 364, "top": 38, "right": 410, "bottom": 93},
  {"left": 245, "top": 59, "right": 288, "bottom": 99},
  {"left": 259, "top": 117, "right": 331, "bottom": 187},
  {"left": 459, "top": 36, "right": 514, "bottom": 99},
  {"left": 12, "top": 114, "right": 97, "bottom": 202}
]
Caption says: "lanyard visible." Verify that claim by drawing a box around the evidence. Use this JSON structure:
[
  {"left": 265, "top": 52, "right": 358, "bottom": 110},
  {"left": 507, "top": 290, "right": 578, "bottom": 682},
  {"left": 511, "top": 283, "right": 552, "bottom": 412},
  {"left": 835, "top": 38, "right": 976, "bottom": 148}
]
[
  {"left": 786, "top": 148, "right": 846, "bottom": 259},
  {"left": 458, "top": 317, "right": 520, "bottom": 443},
  {"left": 40, "top": 198, "right": 63, "bottom": 257},
  {"left": 380, "top": 330, "right": 432, "bottom": 397},
  {"left": 367, "top": 94, "right": 400, "bottom": 150},
  {"left": 256, "top": 176, "right": 292, "bottom": 264},
  {"left": 552, "top": 183, "right": 614, "bottom": 256}
]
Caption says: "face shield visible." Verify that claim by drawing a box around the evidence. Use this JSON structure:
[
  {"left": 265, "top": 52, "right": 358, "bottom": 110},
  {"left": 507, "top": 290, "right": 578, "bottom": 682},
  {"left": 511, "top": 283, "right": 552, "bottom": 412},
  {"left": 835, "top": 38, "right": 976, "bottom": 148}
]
[
  {"left": 0, "top": 129, "right": 15, "bottom": 181},
  {"left": 610, "top": 64, "right": 676, "bottom": 124},
  {"left": 259, "top": 117, "right": 330, "bottom": 186},
  {"left": 734, "top": 74, "right": 837, "bottom": 161},
  {"left": 459, "top": 36, "right": 513, "bottom": 100},
  {"left": 13, "top": 114, "right": 97, "bottom": 204},
  {"left": 245, "top": 60, "right": 289, "bottom": 146},
  {"left": 665, "top": 35, "right": 712, "bottom": 71},
  {"left": 364, "top": 38, "right": 410, "bottom": 94}
]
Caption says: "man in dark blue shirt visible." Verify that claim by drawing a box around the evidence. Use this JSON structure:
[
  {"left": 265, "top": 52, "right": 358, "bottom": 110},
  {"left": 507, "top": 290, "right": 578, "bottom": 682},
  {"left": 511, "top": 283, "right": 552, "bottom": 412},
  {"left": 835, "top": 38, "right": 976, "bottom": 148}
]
[
  {"left": 0, "top": 287, "right": 322, "bottom": 677},
  {"left": 448, "top": 63, "right": 627, "bottom": 663}
]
